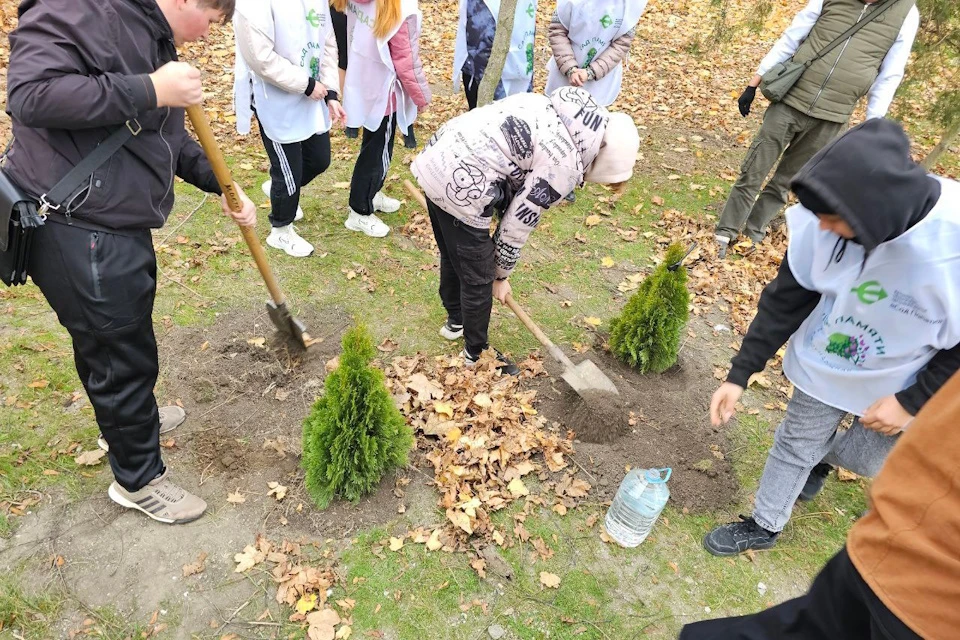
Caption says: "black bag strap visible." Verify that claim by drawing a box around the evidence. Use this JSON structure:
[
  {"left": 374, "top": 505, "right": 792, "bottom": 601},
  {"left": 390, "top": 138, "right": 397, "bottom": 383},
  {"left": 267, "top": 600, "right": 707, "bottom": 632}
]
[
  {"left": 37, "top": 118, "right": 142, "bottom": 215},
  {"left": 806, "top": 0, "right": 905, "bottom": 67}
]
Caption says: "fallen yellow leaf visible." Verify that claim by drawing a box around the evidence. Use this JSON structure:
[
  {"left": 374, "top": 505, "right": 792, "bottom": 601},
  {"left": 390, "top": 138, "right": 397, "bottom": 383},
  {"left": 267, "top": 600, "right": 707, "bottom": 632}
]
[
  {"left": 584, "top": 317, "right": 602, "bottom": 327},
  {"left": 434, "top": 401, "right": 454, "bottom": 419},
  {"left": 540, "top": 572, "right": 561, "bottom": 589}
]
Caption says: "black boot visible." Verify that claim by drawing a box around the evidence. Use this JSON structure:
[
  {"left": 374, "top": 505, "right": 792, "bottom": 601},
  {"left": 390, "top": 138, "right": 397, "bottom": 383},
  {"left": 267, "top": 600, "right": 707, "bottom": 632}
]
[
  {"left": 345, "top": 127, "right": 359, "bottom": 139},
  {"left": 798, "top": 463, "right": 834, "bottom": 501},
  {"left": 703, "top": 516, "right": 779, "bottom": 556}
]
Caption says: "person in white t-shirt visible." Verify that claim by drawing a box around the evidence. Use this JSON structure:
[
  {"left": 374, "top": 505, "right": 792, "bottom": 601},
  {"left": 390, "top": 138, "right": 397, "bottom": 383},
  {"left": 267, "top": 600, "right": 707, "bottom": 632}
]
[
  {"left": 334, "top": 0, "right": 431, "bottom": 238},
  {"left": 233, "top": 0, "right": 346, "bottom": 257},
  {"left": 702, "top": 120, "right": 960, "bottom": 557}
]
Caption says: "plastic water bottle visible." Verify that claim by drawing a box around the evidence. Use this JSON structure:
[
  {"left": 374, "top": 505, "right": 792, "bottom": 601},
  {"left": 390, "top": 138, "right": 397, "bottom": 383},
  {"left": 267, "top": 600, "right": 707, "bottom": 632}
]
[{"left": 604, "top": 468, "right": 671, "bottom": 547}]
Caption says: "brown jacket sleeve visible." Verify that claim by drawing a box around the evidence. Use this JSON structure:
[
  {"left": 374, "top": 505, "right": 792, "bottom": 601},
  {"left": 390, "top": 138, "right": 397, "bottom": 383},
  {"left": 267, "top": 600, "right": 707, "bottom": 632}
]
[
  {"left": 548, "top": 12, "right": 578, "bottom": 76},
  {"left": 589, "top": 30, "right": 635, "bottom": 81}
]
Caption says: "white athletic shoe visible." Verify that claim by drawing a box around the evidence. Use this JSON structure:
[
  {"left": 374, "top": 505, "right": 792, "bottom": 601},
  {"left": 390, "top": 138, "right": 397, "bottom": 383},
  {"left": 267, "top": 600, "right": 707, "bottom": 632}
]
[
  {"left": 267, "top": 224, "right": 314, "bottom": 257},
  {"left": 262, "top": 180, "right": 304, "bottom": 221},
  {"left": 372, "top": 191, "right": 401, "bottom": 214},
  {"left": 345, "top": 210, "right": 389, "bottom": 238}
]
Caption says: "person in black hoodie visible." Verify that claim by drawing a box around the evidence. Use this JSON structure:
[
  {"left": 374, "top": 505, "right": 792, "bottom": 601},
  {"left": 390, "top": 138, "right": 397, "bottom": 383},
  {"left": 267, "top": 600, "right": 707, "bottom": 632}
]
[
  {"left": 3, "top": 0, "right": 257, "bottom": 524},
  {"left": 701, "top": 119, "right": 960, "bottom": 556}
]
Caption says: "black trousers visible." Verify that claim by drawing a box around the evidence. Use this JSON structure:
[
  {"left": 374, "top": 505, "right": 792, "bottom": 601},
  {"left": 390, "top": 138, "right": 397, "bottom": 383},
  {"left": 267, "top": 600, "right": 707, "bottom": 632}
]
[
  {"left": 258, "top": 121, "right": 331, "bottom": 227},
  {"left": 349, "top": 113, "right": 396, "bottom": 215},
  {"left": 680, "top": 548, "right": 921, "bottom": 640},
  {"left": 463, "top": 72, "right": 480, "bottom": 110},
  {"left": 28, "top": 220, "right": 164, "bottom": 492},
  {"left": 427, "top": 199, "right": 495, "bottom": 357}
]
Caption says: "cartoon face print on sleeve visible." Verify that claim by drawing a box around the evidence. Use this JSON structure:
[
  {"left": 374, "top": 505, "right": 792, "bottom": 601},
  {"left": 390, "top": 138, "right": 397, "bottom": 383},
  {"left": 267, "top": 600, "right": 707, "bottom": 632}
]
[{"left": 446, "top": 159, "right": 488, "bottom": 207}]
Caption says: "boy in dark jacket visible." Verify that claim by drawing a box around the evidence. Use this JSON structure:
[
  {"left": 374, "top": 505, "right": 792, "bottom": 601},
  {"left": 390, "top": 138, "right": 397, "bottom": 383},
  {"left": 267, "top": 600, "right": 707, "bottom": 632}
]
[
  {"left": 702, "top": 119, "right": 960, "bottom": 555},
  {"left": 4, "top": 0, "right": 257, "bottom": 524}
]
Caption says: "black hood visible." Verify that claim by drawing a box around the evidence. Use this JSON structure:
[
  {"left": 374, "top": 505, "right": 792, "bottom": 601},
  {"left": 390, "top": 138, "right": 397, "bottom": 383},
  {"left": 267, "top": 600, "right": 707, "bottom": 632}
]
[{"left": 790, "top": 118, "right": 941, "bottom": 254}]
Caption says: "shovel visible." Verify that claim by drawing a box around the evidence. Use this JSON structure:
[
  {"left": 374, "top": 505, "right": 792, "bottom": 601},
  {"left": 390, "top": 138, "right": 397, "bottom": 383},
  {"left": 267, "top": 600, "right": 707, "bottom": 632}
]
[
  {"left": 401, "top": 179, "right": 617, "bottom": 397},
  {"left": 185, "top": 105, "right": 313, "bottom": 349},
  {"left": 505, "top": 294, "right": 619, "bottom": 397}
]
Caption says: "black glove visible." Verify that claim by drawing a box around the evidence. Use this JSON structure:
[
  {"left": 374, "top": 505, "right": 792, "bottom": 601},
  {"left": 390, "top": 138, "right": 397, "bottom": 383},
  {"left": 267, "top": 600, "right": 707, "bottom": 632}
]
[{"left": 738, "top": 85, "right": 757, "bottom": 117}]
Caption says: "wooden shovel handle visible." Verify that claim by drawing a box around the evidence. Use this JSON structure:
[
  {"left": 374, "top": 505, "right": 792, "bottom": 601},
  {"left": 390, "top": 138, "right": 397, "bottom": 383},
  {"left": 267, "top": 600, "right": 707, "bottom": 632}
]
[
  {"left": 185, "top": 105, "right": 285, "bottom": 306},
  {"left": 403, "top": 179, "right": 429, "bottom": 211},
  {"left": 504, "top": 294, "right": 575, "bottom": 369}
]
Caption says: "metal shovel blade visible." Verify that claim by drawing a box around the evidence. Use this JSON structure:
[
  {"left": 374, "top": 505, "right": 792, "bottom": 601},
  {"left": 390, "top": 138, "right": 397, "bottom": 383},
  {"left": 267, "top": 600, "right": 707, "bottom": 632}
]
[
  {"left": 562, "top": 360, "right": 619, "bottom": 396},
  {"left": 266, "top": 299, "right": 309, "bottom": 349}
]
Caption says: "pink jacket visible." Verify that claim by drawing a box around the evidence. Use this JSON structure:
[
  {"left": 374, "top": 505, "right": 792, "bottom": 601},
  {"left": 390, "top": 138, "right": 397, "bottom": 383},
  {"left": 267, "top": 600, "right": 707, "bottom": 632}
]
[{"left": 353, "top": 0, "right": 432, "bottom": 112}]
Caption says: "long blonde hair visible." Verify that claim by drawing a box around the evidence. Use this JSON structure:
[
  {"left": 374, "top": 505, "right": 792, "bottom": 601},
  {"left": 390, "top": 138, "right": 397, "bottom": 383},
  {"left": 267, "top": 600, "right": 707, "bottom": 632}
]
[{"left": 331, "top": 0, "right": 402, "bottom": 39}]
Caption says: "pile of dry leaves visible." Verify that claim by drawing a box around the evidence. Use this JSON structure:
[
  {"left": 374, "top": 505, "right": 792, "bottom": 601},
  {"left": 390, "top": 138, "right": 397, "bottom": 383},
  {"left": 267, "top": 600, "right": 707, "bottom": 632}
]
[
  {"left": 231, "top": 534, "right": 353, "bottom": 640},
  {"left": 384, "top": 352, "right": 594, "bottom": 553}
]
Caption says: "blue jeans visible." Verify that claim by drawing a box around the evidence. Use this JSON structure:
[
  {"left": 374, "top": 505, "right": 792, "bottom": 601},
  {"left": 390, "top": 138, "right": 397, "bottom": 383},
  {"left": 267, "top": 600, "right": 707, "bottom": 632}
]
[{"left": 753, "top": 388, "right": 899, "bottom": 533}]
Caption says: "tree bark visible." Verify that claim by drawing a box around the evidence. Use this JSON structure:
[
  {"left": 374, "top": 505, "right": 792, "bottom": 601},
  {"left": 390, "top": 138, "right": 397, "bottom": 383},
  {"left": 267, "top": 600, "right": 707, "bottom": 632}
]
[
  {"left": 922, "top": 118, "right": 960, "bottom": 169},
  {"left": 477, "top": 0, "right": 520, "bottom": 108}
]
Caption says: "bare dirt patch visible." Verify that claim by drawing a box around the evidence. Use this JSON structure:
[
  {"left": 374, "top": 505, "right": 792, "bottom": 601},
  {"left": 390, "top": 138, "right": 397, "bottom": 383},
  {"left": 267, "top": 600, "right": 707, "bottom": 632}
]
[{"left": 533, "top": 327, "right": 739, "bottom": 513}]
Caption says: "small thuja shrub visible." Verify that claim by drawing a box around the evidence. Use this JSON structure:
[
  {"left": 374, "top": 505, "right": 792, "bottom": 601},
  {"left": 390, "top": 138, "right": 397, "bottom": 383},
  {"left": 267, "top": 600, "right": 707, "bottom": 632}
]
[
  {"left": 302, "top": 325, "right": 413, "bottom": 508},
  {"left": 609, "top": 243, "right": 690, "bottom": 374}
]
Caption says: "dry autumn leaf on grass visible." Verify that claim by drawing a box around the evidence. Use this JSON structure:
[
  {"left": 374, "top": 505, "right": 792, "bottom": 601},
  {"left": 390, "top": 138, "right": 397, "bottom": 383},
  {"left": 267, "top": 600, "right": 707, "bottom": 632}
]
[
  {"left": 539, "top": 572, "right": 561, "bottom": 589},
  {"left": 74, "top": 449, "right": 105, "bottom": 466}
]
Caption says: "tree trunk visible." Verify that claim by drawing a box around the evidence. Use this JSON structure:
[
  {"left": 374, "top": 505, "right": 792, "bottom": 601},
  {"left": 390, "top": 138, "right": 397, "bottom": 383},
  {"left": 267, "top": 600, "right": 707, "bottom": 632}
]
[
  {"left": 477, "top": 0, "right": 520, "bottom": 108},
  {"left": 922, "top": 118, "right": 960, "bottom": 169}
]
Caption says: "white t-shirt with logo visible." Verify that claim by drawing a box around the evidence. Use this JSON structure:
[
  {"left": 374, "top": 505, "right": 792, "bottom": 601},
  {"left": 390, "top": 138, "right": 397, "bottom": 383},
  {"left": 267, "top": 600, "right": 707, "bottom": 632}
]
[
  {"left": 783, "top": 177, "right": 960, "bottom": 415},
  {"left": 234, "top": 0, "right": 333, "bottom": 143},
  {"left": 545, "top": 0, "right": 647, "bottom": 106}
]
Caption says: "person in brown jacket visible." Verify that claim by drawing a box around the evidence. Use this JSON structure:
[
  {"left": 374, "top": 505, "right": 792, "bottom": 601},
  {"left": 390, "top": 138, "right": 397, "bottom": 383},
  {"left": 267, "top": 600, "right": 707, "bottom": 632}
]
[{"left": 680, "top": 371, "right": 960, "bottom": 639}]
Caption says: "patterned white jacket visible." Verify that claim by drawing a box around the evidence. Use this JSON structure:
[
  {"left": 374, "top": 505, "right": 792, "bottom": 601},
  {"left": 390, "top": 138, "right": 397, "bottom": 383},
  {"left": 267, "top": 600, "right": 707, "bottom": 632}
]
[{"left": 411, "top": 87, "right": 609, "bottom": 279}]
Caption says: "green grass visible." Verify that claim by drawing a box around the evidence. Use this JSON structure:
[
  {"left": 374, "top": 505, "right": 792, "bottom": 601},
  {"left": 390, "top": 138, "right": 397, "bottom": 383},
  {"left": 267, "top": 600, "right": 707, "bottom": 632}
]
[{"left": 0, "top": 126, "right": 941, "bottom": 637}]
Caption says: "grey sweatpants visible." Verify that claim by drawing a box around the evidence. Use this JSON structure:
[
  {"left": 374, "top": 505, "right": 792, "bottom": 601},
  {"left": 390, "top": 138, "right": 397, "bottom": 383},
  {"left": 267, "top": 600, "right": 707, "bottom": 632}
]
[
  {"left": 753, "top": 388, "right": 899, "bottom": 533},
  {"left": 716, "top": 102, "right": 845, "bottom": 243}
]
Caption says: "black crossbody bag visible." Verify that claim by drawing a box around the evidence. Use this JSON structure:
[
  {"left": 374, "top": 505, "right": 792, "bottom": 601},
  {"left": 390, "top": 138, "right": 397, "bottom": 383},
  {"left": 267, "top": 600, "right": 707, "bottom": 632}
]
[{"left": 0, "top": 118, "right": 142, "bottom": 286}]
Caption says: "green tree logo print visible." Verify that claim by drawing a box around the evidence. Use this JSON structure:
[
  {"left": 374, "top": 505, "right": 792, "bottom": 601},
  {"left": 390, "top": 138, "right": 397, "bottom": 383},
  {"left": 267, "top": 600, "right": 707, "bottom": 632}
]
[
  {"left": 525, "top": 2, "right": 535, "bottom": 18},
  {"left": 850, "top": 281, "right": 889, "bottom": 305},
  {"left": 310, "top": 56, "right": 320, "bottom": 79},
  {"left": 526, "top": 42, "right": 534, "bottom": 74},
  {"left": 826, "top": 333, "right": 871, "bottom": 365},
  {"left": 599, "top": 14, "right": 613, "bottom": 28},
  {"left": 584, "top": 47, "right": 598, "bottom": 66},
  {"left": 306, "top": 8, "right": 322, "bottom": 28}
]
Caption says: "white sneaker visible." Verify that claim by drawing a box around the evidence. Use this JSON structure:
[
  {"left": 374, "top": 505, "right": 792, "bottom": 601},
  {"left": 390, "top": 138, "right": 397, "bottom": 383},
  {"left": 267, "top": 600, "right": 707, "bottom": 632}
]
[
  {"left": 345, "top": 210, "right": 389, "bottom": 238},
  {"left": 267, "top": 224, "right": 314, "bottom": 257},
  {"left": 372, "top": 191, "right": 401, "bottom": 214},
  {"left": 262, "top": 180, "right": 304, "bottom": 222}
]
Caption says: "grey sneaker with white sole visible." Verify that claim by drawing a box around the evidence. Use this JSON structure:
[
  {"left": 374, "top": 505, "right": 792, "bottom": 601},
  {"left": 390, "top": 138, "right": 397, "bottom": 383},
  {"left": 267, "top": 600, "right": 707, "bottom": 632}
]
[
  {"left": 108, "top": 468, "right": 207, "bottom": 524},
  {"left": 98, "top": 406, "right": 186, "bottom": 452}
]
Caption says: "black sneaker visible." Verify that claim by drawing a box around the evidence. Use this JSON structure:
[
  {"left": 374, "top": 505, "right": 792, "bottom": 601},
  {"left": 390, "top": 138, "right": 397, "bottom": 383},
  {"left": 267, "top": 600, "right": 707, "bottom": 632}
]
[
  {"left": 345, "top": 127, "right": 359, "bottom": 139},
  {"left": 462, "top": 348, "right": 521, "bottom": 376},
  {"left": 703, "top": 516, "right": 779, "bottom": 557},
  {"left": 798, "top": 463, "right": 834, "bottom": 501},
  {"left": 564, "top": 192, "right": 576, "bottom": 203},
  {"left": 439, "top": 319, "right": 464, "bottom": 341}
]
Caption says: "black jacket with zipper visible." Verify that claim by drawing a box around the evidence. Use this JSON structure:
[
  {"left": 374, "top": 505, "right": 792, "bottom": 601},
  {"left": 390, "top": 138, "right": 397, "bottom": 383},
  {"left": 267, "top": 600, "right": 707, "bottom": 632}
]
[
  {"left": 3, "top": 0, "right": 221, "bottom": 230},
  {"left": 728, "top": 119, "right": 960, "bottom": 416}
]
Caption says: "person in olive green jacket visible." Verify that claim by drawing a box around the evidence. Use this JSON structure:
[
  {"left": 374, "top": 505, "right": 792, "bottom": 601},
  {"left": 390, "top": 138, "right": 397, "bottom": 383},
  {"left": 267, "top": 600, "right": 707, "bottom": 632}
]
[{"left": 714, "top": 0, "right": 919, "bottom": 257}]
